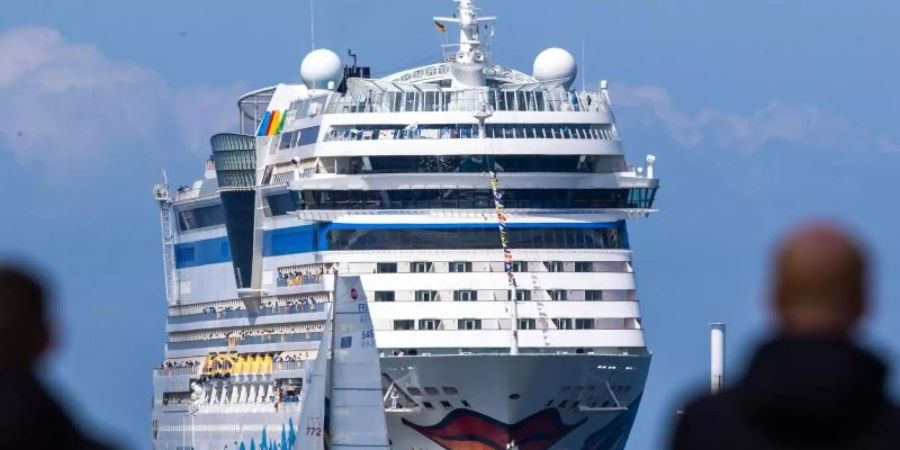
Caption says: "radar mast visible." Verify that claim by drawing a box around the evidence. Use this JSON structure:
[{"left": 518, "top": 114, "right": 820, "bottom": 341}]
[{"left": 434, "top": 0, "right": 496, "bottom": 87}]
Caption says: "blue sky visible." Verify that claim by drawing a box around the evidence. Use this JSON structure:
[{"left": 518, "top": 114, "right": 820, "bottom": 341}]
[{"left": 1, "top": 0, "right": 899, "bottom": 448}]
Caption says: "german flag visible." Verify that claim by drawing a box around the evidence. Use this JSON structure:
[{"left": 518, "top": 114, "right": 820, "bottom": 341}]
[{"left": 434, "top": 20, "right": 446, "bottom": 32}]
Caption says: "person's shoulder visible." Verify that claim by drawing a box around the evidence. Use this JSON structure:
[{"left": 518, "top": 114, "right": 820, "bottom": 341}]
[
  {"left": 680, "top": 388, "right": 742, "bottom": 422},
  {"left": 671, "top": 389, "right": 747, "bottom": 450}
]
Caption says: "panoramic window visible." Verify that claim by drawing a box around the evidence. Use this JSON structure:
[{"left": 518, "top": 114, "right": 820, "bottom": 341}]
[
  {"left": 458, "top": 319, "right": 482, "bottom": 330},
  {"left": 265, "top": 192, "right": 302, "bottom": 217},
  {"left": 553, "top": 318, "right": 573, "bottom": 330},
  {"left": 318, "top": 154, "right": 627, "bottom": 175},
  {"left": 510, "top": 290, "right": 531, "bottom": 301},
  {"left": 374, "top": 291, "right": 395, "bottom": 302},
  {"left": 177, "top": 204, "right": 226, "bottom": 231},
  {"left": 376, "top": 262, "right": 398, "bottom": 273},
  {"left": 326, "top": 224, "right": 628, "bottom": 252},
  {"left": 415, "top": 290, "right": 437, "bottom": 302},
  {"left": 298, "top": 188, "right": 656, "bottom": 210},
  {"left": 449, "top": 261, "right": 473, "bottom": 273},
  {"left": 418, "top": 319, "right": 442, "bottom": 330},
  {"left": 410, "top": 261, "right": 433, "bottom": 273},
  {"left": 545, "top": 261, "right": 564, "bottom": 272}
]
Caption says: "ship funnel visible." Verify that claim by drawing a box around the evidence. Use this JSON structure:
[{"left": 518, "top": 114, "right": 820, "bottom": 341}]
[{"left": 710, "top": 323, "right": 725, "bottom": 394}]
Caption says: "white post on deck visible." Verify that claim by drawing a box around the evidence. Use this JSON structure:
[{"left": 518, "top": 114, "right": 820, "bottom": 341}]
[{"left": 710, "top": 323, "right": 726, "bottom": 394}]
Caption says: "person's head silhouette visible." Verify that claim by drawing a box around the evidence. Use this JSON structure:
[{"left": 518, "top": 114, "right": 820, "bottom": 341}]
[
  {"left": 772, "top": 223, "right": 868, "bottom": 338},
  {"left": 0, "top": 266, "right": 51, "bottom": 370}
]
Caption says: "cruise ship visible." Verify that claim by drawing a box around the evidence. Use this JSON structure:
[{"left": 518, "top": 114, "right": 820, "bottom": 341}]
[{"left": 150, "top": 1, "right": 660, "bottom": 449}]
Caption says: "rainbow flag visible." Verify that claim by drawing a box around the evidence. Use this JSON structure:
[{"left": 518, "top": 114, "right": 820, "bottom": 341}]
[{"left": 256, "top": 110, "right": 286, "bottom": 137}]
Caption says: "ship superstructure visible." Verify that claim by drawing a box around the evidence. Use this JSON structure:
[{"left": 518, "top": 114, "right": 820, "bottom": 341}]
[{"left": 151, "top": 1, "right": 659, "bottom": 449}]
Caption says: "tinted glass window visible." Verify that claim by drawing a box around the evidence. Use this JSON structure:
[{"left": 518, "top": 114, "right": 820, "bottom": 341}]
[
  {"left": 297, "top": 126, "right": 320, "bottom": 146},
  {"left": 325, "top": 224, "right": 629, "bottom": 251},
  {"left": 266, "top": 193, "right": 300, "bottom": 216},
  {"left": 300, "top": 188, "right": 655, "bottom": 210},
  {"left": 374, "top": 291, "right": 395, "bottom": 302},
  {"left": 376, "top": 263, "right": 398, "bottom": 273},
  {"left": 449, "top": 262, "right": 472, "bottom": 273},
  {"left": 178, "top": 204, "right": 226, "bottom": 231}
]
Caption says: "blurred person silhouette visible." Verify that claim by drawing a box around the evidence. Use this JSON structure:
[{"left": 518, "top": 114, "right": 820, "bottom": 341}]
[
  {"left": 0, "top": 264, "right": 112, "bottom": 449},
  {"left": 671, "top": 223, "right": 900, "bottom": 449}
]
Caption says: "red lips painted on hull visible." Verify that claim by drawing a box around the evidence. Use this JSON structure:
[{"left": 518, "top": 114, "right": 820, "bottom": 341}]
[{"left": 402, "top": 407, "right": 586, "bottom": 450}]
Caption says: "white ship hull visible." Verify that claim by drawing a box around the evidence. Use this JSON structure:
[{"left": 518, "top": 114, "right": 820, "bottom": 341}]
[
  {"left": 383, "top": 354, "right": 649, "bottom": 450},
  {"left": 152, "top": 353, "right": 648, "bottom": 450}
]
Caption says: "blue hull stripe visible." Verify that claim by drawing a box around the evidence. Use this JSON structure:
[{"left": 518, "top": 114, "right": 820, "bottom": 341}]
[{"left": 176, "top": 222, "right": 619, "bottom": 268}]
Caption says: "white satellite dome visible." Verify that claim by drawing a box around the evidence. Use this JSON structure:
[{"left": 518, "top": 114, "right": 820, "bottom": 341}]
[
  {"left": 300, "top": 49, "right": 342, "bottom": 90},
  {"left": 533, "top": 47, "right": 577, "bottom": 88}
]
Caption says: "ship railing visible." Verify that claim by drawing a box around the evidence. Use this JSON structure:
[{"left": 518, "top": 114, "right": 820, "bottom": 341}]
[
  {"left": 270, "top": 171, "right": 297, "bottom": 184},
  {"left": 154, "top": 361, "right": 307, "bottom": 379},
  {"left": 272, "top": 360, "right": 306, "bottom": 372},
  {"left": 174, "top": 187, "right": 201, "bottom": 201},
  {"left": 382, "top": 318, "right": 630, "bottom": 332},
  {"left": 167, "top": 303, "right": 326, "bottom": 324},
  {"left": 167, "top": 332, "right": 324, "bottom": 351},
  {"left": 275, "top": 274, "right": 323, "bottom": 288},
  {"left": 321, "top": 123, "right": 614, "bottom": 143},
  {"left": 324, "top": 88, "right": 609, "bottom": 115},
  {"left": 154, "top": 366, "right": 203, "bottom": 377},
  {"left": 288, "top": 197, "right": 656, "bottom": 210}
]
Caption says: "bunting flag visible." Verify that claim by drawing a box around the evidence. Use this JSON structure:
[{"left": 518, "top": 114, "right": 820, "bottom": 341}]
[
  {"left": 256, "top": 110, "right": 287, "bottom": 137},
  {"left": 434, "top": 20, "right": 447, "bottom": 32},
  {"left": 489, "top": 171, "right": 517, "bottom": 288}
]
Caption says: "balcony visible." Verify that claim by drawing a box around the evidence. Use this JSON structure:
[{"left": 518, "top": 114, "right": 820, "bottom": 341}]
[
  {"left": 167, "top": 332, "right": 323, "bottom": 351},
  {"left": 168, "top": 302, "right": 326, "bottom": 325}
]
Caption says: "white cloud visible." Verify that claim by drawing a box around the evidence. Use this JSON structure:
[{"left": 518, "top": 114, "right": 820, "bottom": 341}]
[
  {"left": 172, "top": 84, "right": 247, "bottom": 153},
  {"left": 0, "top": 26, "right": 245, "bottom": 164},
  {"left": 610, "top": 83, "right": 897, "bottom": 153}
]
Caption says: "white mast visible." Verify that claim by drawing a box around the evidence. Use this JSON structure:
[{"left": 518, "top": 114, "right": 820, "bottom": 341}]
[
  {"left": 309, "top": 0, "right": 316, "bottom": 51},
  {"left": 710, "top": 323, "right": 725, "bottom": 393},
  {"left": 434, "top": 0, "right": 495, "bottom": 87}
]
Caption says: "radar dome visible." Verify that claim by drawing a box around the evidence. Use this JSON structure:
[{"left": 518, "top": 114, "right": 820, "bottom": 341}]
[
  {"left": 300, "top": 49, "right": 342, "bottom": 90},
  {"left": 533, "top": 47, "right": 577, "bottom": 88}
]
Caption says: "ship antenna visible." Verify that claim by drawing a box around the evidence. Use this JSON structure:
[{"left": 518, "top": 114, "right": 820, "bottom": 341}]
[{"left": 309, "top": 0, "right": 316, "bottom": 51}]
